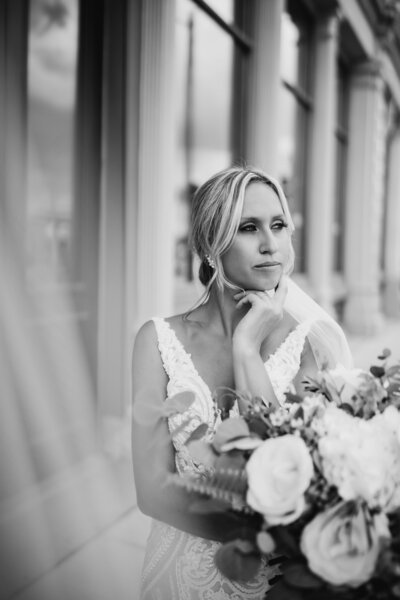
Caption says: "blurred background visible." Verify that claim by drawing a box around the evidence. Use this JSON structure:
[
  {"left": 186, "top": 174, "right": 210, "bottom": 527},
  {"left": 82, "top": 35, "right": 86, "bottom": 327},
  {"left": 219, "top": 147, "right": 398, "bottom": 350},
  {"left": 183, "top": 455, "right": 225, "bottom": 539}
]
[{"left": 1, "top": 0, "right": 400, "bottom": 598}]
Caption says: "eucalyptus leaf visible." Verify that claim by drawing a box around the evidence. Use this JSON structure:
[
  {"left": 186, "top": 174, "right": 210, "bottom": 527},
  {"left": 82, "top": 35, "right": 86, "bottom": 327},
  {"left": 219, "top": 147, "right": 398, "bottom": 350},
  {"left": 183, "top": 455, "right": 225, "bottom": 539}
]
[
  {"left": 212, "top": 417, "right": 250, "bottom": 453},
  {"left": 186, "top": 439, "right": 217, "bottom": 468},
  {"left": 220, "top": 436, "right": 263, "bottom": 452},
  {"left": 370, "top": 365, "right": 385, "bottom": 378},
  {"left": 283, "top": 563, "right": 324, "bottom": 589},
  {"left": 185, "top": 422, "right": 209, "bottom": 443},
  {"left": 387, "top": 382, "right": 400, "bottom": 395},
  {"left": 215, "top": 540, "right": 261, "bottom": 582},
  {"left": 284, "top": 392, "right": 303, "bottom": 404},
  {"left": 161, "top": 391, "right": 196, "bottom": 417},
  {"left": 386, "top": 365, "right": 400, "bottom": 377},
  {"left": 247, "top": 416, "right": 269, "bottom": 438},
  {"left": 340, "top": 403, "right": 354, "bottom": 415}
]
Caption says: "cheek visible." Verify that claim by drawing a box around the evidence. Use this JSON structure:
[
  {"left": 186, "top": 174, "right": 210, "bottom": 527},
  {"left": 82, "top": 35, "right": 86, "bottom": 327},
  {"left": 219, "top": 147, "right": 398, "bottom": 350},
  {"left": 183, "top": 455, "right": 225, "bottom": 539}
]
[
  {"left": 279, "top": 234, "right": 292, "bottom": 264},
  {"left": 221, "top": 242, "right": 249, "bottom": 274}
]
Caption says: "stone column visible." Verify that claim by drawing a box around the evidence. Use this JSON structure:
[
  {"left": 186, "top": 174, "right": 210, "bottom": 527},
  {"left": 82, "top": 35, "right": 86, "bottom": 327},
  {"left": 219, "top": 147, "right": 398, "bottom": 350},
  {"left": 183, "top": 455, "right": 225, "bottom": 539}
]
[
  {"left": 306, "top": 12, "right": 338, "bottom": 314},
  {"left": 343, "top": 61, "right": 385, "bottom": 334},
  {"left": 135, "top": 0, "right": 176, "bottom": 328},
  {"left": 245, "top": 0, "right": 284, "bottom": 174},
  {"left": 382, "top": 127, "right": 400, "bottom": 318}
]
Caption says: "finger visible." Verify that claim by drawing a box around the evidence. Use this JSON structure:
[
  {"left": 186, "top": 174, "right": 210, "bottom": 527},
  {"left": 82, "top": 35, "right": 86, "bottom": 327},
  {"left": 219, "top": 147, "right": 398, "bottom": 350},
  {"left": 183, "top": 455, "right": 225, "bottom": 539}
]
[
  {"left": 235, "top": 292, "right": 259, "bottom": 309},
  {"left": 235, "top": 296, "right": 250, "bottom": 310}
]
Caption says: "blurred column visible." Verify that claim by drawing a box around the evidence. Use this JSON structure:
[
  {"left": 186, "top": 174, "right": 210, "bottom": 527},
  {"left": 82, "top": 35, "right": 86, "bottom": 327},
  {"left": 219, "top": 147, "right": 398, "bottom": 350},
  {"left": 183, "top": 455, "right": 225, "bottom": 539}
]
[
  {"left": 98, "top": 0, "right": 127, "bottom": 416},
  {"left": 343, "top": 61, "right": 385, "bottom": 334},
  {"left": 245, "top": 0, "right": 283, "bottom": 174},
  {"left": 306, "top": 10, "right": 338, "bottom": 314},
  {"left": 135, "top": 0, "right": 176, "bottom": 327},
  {"left": 382, "top": 127, "right": 400, "bottom": 318},
  {"left": 125, "top": 0, "right": 141, "bottom": 399}
]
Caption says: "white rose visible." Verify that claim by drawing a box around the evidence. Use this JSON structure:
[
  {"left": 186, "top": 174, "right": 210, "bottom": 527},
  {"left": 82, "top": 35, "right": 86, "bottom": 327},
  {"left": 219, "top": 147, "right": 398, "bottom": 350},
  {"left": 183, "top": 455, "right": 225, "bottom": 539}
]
[
  {"left": 301, "top": 501, "right": 390, "bottom": 587},
  {"left": 246, "top": 435, "right": 313, "bottom": 525}
]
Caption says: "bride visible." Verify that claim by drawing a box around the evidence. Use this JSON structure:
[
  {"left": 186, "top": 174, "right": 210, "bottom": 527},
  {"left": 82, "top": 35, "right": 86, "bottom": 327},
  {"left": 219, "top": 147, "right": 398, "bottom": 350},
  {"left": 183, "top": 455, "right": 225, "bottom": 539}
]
[{"left": 131, "top": 166, "right": 352, "bottom": 599}]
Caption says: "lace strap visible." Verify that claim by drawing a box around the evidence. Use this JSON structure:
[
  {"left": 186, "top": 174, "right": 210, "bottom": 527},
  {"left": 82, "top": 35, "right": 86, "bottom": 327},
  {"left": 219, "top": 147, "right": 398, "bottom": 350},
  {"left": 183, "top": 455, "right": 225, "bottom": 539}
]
[{"left": 152, "top": 317, "right": 194, "bottom": 383}]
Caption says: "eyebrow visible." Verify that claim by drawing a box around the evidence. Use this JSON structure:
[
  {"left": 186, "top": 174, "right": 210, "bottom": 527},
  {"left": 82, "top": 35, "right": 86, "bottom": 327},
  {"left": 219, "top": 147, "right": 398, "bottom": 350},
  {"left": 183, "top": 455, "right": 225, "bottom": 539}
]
[{"left": 239, "top": 213, "right": 286, "bottom": 222}]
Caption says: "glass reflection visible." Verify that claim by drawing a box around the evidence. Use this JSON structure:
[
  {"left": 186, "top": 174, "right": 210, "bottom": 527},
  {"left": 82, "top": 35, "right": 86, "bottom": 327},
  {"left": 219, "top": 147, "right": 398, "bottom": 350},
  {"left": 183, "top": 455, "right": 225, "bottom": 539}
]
[{"left": 27, "top": 0, "right": 78, "bottom": 286}]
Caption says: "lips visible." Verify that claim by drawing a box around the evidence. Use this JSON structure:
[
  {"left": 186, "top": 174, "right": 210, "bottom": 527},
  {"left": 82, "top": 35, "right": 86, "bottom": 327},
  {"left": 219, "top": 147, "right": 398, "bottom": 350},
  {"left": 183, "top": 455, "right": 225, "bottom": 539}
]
[{"left": 253, "top": 261, "right": 281, "bottom": 268}]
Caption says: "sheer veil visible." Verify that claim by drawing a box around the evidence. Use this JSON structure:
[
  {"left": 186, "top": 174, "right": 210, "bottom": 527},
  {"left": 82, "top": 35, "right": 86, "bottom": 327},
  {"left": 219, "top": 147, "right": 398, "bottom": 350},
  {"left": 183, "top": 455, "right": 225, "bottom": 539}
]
[
  {"left": 266, "top": 172, "right": 353, "bottom": 370},
  {"left": 284, "top": 278, "right": 353, "bottom": 370}
]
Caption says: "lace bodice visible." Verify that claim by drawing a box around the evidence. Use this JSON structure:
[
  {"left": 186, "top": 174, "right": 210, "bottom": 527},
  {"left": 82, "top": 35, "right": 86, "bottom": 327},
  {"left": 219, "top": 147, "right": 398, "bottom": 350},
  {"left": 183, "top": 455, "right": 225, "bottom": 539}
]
[
  {"left": 153, "top": 317, "right": 311, "bottom": 473},
  {"left": 140, "top": 317, "right": 310, "bottom": 600},
  {"left": 153, "top": 317, "right": 225, "bottom": 475}
]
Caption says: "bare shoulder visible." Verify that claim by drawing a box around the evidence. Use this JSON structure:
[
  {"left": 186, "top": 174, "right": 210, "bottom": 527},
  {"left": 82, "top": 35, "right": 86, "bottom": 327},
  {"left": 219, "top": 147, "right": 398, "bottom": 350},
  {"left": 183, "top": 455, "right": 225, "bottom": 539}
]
[
  {"left": 133, "top": 319, "right": 158, "bottom": 354},
  {"left": 132, "top": 319, "right": 167, "bottom": 395}
]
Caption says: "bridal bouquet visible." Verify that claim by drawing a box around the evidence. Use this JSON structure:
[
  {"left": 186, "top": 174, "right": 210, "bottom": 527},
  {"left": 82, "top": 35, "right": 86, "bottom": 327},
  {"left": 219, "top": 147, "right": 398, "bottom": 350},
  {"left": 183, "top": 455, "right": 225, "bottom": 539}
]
[{"left": 166, "top": 350, "right": 400, "bottom": 599}]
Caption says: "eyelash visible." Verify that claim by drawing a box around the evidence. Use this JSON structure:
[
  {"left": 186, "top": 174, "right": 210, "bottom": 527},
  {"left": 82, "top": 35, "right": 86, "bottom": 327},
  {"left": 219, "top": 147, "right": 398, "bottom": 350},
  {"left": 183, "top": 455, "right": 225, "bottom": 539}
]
[{"left": 239, "top": 221, "right": 288, "bottom": 232}]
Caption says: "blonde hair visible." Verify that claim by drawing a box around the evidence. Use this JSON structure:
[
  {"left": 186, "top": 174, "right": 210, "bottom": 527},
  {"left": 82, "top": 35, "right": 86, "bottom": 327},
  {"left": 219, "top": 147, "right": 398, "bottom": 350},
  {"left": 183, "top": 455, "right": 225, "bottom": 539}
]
[{"left": 190, "top": 165, "right": 295, "bottom": 301}]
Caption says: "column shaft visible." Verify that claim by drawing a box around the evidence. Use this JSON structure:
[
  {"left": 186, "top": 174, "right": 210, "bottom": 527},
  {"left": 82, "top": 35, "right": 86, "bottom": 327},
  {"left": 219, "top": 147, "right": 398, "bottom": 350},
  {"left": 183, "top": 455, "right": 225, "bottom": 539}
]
[
  {"left": 343, "top": 62, "right": 385, "bottom": 334},
  {"left": 245, "top": 0, "right": 284, "bottom": 174},
  {"left": 136, "top": 0, "right": 176, "bottom": 326},
  {"left": 383, "top": 128, "right": 400, "bottom": 317},
  {"left": 306, "top": 14, "right": 338, "bottom": 313}
]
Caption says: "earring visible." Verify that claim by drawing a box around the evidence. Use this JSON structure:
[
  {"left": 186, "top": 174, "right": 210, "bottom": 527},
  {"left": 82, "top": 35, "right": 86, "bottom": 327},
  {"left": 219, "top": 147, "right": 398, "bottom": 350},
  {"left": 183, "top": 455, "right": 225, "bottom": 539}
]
[{"left": 205, "top": 255, "right": 216, "bottom": 269}]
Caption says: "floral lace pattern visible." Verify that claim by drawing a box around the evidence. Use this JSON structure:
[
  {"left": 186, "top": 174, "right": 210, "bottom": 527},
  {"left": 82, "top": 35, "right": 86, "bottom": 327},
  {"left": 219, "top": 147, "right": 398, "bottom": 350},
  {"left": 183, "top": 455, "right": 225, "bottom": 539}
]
[
  {"left": 265, "top": 320, "right": 311, "bottom": 406},
  {"left": 139, "top": 317, "right": 309, "bottom": 599}
]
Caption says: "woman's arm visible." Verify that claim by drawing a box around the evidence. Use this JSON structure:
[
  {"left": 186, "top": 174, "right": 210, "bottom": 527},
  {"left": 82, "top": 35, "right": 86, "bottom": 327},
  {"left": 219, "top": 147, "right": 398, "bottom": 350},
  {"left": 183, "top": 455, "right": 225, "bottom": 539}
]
[
  {"left": 131, "top": 321, "right": 261, "bottom": 542},
  {"left": 232, "top": 276, "right": 288, "bottom": 409}
]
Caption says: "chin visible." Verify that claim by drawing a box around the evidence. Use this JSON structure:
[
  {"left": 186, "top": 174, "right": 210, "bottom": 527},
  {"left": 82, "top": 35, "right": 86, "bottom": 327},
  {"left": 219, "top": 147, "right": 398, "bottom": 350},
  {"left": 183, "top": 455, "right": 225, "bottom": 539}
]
[
  {"left": 254, "top": 273, "right": 281, "bottom": 292},
  {"left": 234, "top": 277, "right": 279, "bottom": 292}
]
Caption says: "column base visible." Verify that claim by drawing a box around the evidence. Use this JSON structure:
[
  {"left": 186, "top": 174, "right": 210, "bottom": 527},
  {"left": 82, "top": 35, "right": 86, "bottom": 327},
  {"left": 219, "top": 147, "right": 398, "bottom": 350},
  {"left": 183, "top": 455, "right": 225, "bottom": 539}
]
[
  {"left": 382, "top": 280, "right": 400, "bottom": 318},
  {"left": 343, "top": 292, "right": 384, "bottom": 335}
]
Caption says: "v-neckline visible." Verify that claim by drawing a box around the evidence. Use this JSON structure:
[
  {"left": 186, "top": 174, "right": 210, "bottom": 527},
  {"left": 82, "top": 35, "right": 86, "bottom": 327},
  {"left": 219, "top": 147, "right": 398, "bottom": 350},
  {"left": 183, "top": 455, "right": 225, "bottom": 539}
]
[{"left": 160, "top": 317, "right": 306, "bottom": 396}]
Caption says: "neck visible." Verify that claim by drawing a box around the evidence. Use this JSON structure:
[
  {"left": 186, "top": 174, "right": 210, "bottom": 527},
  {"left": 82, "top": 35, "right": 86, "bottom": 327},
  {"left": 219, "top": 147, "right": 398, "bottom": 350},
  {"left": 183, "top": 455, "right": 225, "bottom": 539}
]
[{"left": 200, "top": 284, "right": 248, "bottom": 337}]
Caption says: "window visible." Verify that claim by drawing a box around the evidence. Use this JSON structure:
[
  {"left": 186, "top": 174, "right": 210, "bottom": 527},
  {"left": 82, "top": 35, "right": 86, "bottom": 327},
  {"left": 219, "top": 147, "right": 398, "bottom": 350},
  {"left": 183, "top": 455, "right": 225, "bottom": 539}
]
[
  {"left": 174, "top": 0, "right": 235, "bottom": 286},
  {"left": 278, "top": 8, "right": 313, "bottom": 273}
]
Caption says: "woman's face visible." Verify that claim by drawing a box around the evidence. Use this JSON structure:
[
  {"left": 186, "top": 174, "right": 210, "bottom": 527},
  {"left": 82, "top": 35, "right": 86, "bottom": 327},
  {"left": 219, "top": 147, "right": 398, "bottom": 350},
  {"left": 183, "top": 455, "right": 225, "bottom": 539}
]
[{"left": 220, "top": 182, "right": 291, "bottom": 291}]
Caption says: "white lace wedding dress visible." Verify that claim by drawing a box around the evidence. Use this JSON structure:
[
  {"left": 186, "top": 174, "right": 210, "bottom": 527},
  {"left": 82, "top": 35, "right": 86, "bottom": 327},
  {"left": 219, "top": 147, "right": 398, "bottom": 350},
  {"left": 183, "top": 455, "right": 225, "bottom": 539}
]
[{"left": 140, "top": 317, "right": 311, "bottom": 600}]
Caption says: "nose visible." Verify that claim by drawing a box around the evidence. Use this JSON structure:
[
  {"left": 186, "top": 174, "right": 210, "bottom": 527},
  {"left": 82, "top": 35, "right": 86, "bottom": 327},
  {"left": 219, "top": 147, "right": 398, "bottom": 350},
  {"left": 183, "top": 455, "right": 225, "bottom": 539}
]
[{"left": 259, "top": 229, "right": 278, "bottom": 254}]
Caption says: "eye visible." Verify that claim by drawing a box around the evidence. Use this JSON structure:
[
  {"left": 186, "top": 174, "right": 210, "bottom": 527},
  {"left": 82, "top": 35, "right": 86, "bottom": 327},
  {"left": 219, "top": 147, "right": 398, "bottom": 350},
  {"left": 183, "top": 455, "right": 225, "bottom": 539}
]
[
  {"left": 271, "top": 220, "right": 288, "bottom": 231},
  {"left": 239, "top": 222, "right": 257, "bottom": 232}
]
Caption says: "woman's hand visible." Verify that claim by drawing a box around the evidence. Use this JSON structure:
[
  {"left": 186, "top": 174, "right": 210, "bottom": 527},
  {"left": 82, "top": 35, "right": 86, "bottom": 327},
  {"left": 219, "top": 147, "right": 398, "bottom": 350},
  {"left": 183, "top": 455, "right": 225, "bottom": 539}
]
[{"left": 232, "top": 275, "right": 288, "bottom": 355}]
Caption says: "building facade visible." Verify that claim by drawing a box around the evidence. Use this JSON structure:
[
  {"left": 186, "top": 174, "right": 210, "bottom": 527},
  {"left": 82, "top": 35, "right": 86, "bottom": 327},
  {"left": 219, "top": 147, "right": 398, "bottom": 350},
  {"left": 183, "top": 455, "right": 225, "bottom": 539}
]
[{"left": 2, "top": 0, "right": 400, "bottom": 495}]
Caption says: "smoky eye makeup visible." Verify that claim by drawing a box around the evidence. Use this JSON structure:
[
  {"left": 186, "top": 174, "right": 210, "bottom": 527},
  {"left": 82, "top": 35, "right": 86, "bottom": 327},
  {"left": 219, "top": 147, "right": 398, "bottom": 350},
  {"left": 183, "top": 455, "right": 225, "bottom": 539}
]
[{"left": 271, "top": 218, "right": 288, "bottom": 229}]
